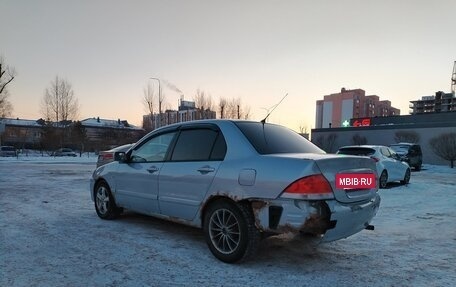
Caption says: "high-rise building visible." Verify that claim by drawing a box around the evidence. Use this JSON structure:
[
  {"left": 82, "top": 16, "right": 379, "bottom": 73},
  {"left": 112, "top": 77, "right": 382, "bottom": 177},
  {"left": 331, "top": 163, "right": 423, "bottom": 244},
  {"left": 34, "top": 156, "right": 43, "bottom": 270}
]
[
  {"left": 315, "top": 88, "right": 400, "bottom": 128},
  {"left": 409, "top": 91, "right": 456, "bottom": 114}
]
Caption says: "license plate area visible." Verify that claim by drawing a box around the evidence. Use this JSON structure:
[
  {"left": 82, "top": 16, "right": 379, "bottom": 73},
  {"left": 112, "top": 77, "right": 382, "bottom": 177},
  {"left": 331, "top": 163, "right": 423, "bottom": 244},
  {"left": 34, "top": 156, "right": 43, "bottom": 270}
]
[{"left": 336, "top": 173, "right": 376, "bottom": 190}]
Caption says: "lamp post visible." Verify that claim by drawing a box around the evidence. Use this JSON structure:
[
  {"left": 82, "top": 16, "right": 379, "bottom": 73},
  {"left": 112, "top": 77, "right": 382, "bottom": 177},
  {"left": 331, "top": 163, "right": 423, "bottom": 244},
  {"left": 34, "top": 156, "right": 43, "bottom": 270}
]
[{"left": 150, "top": 77, "right": 161, "bottom": 128}]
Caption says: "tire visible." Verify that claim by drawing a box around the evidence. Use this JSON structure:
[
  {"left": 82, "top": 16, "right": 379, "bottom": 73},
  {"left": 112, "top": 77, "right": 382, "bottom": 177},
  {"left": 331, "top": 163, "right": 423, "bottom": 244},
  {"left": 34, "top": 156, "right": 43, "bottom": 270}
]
[
  {"left": 203, "top": 200, "right": 260, "bottom": 263},
  {"left": 401, "top": 169, "right": 411, "bottom": 185},
  {"left": 379, "top": 170, "right": 388, "bottom": 189},
  {"left": 94, "top": 181, "right": 121, "bottom": 220}
]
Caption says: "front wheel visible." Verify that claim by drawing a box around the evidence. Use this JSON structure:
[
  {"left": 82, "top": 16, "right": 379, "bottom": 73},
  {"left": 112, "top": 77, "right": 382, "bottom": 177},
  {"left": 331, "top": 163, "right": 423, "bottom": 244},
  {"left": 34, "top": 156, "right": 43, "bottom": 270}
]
[
  {"left": 203, "top": 200, "right": 260, "bottom": 263},
  {"left": 401, "top": 169, "right": 411, "bottom": 185},
  {"left": 94, "top": 181, "right": 121, "bottom": 220}
]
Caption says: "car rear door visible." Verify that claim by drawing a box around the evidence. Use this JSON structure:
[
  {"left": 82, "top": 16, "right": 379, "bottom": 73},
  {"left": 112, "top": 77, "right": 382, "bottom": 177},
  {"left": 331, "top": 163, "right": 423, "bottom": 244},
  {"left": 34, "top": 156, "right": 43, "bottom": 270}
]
[{"left": 158, "top": 125, "right": 227, "bottom": 221}]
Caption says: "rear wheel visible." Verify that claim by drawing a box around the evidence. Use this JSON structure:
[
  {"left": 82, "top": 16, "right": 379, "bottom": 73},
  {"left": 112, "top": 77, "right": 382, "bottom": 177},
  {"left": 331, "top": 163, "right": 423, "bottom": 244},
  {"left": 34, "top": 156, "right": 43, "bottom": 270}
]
[
  {"left": 401, "top": 169, "right": 411, "bottom": 185},
  {"left": 379, "top": 170, "right": 388, "bottom": 189},
  {"left": 94, "top": 181, "right": 121, "bottom": 220},
  {"left": 203, "top": 200, "right": 260, "bottom": 263}
]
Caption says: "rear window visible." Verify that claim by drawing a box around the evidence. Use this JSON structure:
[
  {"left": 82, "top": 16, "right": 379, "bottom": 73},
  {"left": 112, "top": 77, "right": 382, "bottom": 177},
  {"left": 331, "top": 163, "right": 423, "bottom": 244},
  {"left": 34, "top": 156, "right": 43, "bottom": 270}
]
[
  {"left": 337, "top": 147, "right": 376, "bottom": 156},
  {"left": 235, "top": 122, "right": 324, "bottom": 155}
]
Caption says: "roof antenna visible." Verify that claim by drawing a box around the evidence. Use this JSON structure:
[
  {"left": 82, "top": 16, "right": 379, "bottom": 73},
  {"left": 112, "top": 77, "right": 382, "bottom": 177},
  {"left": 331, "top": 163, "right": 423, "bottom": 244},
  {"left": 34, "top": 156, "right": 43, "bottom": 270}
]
[{"left": 261, "top": 93, "right": 288, "bottom": 124}]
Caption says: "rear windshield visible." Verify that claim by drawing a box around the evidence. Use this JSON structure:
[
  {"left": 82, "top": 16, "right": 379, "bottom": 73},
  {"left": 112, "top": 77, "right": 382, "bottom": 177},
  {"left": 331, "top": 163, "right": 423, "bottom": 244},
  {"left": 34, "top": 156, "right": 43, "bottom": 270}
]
[
  {"left": 337, "top": 147, "right": 375, "bottom": 156},
  {"left": 389, "top": 145, "right": 409, "bottom": 153},
  {"left": 235, "top": 122, "right": 324, "bottom": 155}
]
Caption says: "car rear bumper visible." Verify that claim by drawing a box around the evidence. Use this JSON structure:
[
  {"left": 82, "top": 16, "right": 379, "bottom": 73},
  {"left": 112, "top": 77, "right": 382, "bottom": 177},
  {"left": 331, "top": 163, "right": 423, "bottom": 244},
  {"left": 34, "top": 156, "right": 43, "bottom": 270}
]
[
  {"left": 252, "top": 194, "right": 381, "bottom": 241},
  {"left": 322, "top": 194, "right": 381, "bottom": 242}
]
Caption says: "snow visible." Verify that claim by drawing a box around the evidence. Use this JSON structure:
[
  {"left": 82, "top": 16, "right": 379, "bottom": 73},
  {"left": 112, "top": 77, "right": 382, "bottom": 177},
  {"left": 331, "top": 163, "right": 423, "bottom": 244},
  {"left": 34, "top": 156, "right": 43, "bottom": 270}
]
[
  {"left": 0, "top": 118, "right": 43, "bottom": 127},
  {"left": 1, "top": 159, "right": 455, "bottom": 286},
  {"left": 81, "top": 118, "right": 142, "bottom": 130}
]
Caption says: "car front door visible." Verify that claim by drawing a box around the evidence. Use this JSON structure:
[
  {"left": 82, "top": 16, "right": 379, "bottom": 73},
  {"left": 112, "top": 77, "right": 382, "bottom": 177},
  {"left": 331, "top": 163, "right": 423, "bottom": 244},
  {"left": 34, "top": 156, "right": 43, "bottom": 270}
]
[
  {"left": 114, "top": 131, "right": 177, "bottom": 215},
  {"left": 158, "top": 126, "right": 227, "bottom": 221}
]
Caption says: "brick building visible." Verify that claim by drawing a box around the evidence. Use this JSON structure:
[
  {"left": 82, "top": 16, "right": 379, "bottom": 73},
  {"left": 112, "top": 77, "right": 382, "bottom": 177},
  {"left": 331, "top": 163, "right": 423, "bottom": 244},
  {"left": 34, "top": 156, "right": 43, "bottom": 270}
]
[{"left": 315, "top": 88, "right": 400, "bottom": 128}]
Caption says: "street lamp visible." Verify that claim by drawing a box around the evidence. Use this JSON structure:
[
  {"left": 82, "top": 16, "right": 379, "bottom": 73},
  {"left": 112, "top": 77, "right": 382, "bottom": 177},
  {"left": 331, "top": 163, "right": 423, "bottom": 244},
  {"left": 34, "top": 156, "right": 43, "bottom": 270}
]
[{"left": 150, "top": 77, "right": 161, "bottom": 127}]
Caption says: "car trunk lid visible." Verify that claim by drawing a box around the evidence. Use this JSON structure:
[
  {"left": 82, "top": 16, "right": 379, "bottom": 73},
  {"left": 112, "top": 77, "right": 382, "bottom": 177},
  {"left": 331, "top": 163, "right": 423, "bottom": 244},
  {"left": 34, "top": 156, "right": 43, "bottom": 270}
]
[
  {"left": 268, "top": 153, "right": 378, "bottom": 203},
  {"left": 312, "top": 154, "right": 378, "bottom": 203}
]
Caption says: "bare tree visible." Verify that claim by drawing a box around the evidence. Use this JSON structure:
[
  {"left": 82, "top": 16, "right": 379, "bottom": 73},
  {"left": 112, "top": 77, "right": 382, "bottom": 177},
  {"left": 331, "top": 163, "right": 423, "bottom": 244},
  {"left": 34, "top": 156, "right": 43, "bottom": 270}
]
[
  {"left": 312, "top": 133, "right": 338, "bottom": 153},
  {"left": 158, "top": 88, "right": 165, "bottom": 127},
  {"left": 219, "top": 98, "right": 227, "bottom": 119},
  {"left": 430, "top": 133, "right": 456, "bottom": 168},
  {"left": 143, "top": 82, "right": 155, "bottom": 131},
  {"left": 221, "top": 97, "right": 251, "bottom": 120},
  {"left": 394, "top": 131, "right": 420, "bottom": 143},
  {"left": 194, "top": 89, "right": 214, "bottom": 111},
  {"left": 41, "top": 76, "right": 79, "bottom": 122},
  {"left": 299, "top": 125, "right": 308, "bottom": 135},
  {"left": 352, "top": 134, "right": 368, "bottom": 145},
  {"left": 0, "top": 56, "right": 16, "bottom": 117}
]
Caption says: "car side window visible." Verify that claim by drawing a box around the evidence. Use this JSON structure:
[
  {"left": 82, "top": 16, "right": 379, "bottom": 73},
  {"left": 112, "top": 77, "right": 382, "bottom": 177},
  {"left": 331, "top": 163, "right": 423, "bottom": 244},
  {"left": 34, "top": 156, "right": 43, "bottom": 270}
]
[
  {"left": 210, "top": 133, "right": 227, "bottom": 161},
  {"left": 381, "top": 147, "right": 391, "bottom": 157},
  {"left": 388, "top": 148, "right": 398, "bottom": 159},
  {"left": 130, "top": 132, "right": 176, "bottom": 163},
  {"left": 171, "top": 129, "right": 222, "bottom": 161}
]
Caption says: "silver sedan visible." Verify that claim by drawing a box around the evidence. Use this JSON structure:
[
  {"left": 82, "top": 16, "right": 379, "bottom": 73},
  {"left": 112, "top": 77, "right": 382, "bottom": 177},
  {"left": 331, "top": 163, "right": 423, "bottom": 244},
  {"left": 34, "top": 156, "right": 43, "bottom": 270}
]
[{"left": 90, "top": 120, "right": 380, "bottom": 263}]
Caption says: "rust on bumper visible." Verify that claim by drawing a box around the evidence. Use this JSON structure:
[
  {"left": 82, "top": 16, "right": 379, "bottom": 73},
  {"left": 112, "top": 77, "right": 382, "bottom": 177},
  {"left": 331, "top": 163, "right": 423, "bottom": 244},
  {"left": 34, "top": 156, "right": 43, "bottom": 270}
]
[{"left": 250, "top": 199, "right": 333, "bottom": 236}]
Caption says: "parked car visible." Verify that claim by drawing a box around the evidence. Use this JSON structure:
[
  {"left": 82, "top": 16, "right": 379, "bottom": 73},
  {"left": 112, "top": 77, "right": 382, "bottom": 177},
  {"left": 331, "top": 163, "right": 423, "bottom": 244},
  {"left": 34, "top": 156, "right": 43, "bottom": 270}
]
[
  {"left": 389, "top": 143, "right": 422, "bottom": 171},
  {"left": 96, "top": 143, "right": 133, "bottom": 167},
  {"left": 336, "top": 145, "right": 411, "bottom": 188},
  {"left": 52, "top": 148, "right": 77, "bottom": 157},
  {"left": 90, "top": 120, "right": 380, "bottom": 263},
  {"left": 0, "top": 146, "right": 17, "bottom": 157}
]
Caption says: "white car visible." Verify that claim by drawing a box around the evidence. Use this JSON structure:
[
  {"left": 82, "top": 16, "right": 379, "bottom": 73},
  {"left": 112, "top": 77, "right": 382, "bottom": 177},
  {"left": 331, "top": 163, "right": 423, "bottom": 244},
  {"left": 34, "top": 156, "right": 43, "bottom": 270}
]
[
  {"left": 96, "top": 144, "right": 134, "bottom": 167},
  {"left": 337, "top": 145, "right": 411, "bottom": 188}
]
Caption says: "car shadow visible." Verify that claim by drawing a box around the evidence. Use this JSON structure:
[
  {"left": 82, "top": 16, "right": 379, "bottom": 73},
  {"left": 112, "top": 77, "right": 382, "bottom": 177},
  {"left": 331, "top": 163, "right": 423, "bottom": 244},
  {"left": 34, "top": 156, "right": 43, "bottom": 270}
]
[{"left": 114, "top": 210, "right": 352, "bottom": 265}]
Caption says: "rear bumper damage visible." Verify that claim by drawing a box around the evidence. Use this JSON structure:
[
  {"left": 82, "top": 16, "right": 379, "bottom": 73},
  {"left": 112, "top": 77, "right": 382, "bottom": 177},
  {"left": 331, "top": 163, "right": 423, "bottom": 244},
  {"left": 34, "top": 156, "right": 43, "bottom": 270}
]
[{"left": 252, "top": 194, "right": 381, "bottom": 242}]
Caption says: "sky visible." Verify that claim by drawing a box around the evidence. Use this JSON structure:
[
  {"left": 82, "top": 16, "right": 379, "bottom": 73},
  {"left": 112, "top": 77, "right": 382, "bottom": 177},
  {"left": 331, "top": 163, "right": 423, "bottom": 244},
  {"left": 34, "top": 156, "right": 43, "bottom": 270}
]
[{"left": 1, "top": 0, "right": 455, "bottom": 131}]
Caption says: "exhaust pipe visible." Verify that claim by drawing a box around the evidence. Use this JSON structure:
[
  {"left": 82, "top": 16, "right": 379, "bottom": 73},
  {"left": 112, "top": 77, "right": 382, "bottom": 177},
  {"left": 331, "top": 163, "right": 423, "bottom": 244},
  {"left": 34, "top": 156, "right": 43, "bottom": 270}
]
[{"left": 365, "top": 224, "right": 375, "bottom": 231}]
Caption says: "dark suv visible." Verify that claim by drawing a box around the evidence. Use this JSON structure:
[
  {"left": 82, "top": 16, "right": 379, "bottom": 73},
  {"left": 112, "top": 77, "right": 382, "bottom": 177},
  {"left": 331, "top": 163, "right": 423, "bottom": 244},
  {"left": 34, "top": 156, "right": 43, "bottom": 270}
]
[{"left": 389, "top": 143, "right": 422, "bottom": 171}]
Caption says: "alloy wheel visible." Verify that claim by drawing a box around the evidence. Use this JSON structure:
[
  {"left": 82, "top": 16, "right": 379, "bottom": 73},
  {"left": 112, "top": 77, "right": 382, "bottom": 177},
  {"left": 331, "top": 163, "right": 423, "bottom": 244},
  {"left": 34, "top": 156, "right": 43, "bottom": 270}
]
[
  {"left": 208, "top": 208, "right": 241, "bottom": 255},
  {"left": 96, "top": 186, "right": 109, "bottom": 215}
]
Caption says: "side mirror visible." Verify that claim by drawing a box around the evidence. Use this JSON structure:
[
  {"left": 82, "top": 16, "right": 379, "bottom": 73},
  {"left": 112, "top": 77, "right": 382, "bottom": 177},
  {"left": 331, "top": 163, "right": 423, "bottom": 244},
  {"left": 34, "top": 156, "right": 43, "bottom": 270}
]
[{"left": 114, "top": 152, "right": 128, "bottom": 163}]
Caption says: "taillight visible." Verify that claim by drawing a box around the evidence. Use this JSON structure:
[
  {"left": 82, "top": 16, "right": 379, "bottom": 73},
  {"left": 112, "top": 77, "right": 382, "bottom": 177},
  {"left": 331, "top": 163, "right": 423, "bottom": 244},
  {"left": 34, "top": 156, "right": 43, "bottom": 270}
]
[
  {"left": 102, "top": 153, "right": 114, "bottom": 160},
  {"left": 282, "top": 174, "right": 334, "bottom": 200},
  {"left": 370, "top": 156, "right": 379, "bottom": 163}
]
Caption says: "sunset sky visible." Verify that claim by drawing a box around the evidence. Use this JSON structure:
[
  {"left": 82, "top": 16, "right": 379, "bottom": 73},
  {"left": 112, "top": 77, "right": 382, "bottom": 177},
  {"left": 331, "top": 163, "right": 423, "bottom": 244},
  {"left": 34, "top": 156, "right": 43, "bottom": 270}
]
[{"left": 1, "top": 0, "right": 455, "bottom": 131}]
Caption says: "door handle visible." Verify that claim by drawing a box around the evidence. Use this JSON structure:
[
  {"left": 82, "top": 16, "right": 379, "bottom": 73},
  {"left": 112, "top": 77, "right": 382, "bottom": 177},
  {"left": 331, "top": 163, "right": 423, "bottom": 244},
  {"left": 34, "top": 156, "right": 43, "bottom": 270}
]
[
  {"left": 147, "top": 166, "right": 159, "bottom": 173},
  {"left": 197, "top": 166, "right": 215, "bottom": 174}
]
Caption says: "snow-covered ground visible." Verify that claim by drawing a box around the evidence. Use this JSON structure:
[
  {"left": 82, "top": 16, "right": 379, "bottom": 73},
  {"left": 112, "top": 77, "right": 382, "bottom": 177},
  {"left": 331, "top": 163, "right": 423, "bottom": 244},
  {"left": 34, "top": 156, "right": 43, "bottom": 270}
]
[{"left": 1, "top": 158, "right": 455, "bottom": 287}]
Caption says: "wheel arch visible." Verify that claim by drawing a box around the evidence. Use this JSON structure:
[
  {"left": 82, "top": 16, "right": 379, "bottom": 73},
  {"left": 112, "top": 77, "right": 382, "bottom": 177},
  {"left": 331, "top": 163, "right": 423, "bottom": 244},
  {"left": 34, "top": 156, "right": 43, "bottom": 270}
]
[
  {"left": 200, "top": 195, "right": 251, "bottom": 227},
  {"left": 93, "top": 177, "right": 117, "bottom": 202}
]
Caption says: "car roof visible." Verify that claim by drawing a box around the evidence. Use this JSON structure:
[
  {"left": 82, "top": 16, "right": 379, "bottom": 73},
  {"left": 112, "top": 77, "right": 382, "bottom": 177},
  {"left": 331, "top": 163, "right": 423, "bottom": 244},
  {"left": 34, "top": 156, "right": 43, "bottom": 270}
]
[
  {"left": 390, "top": 143, "right": 418, "bottom": 146},
  {"left": 338, "top": 145, "right": 386, "bottom": 150},
  {"left": 149, "top": 119, "right": 278, "bottom": 133}
]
